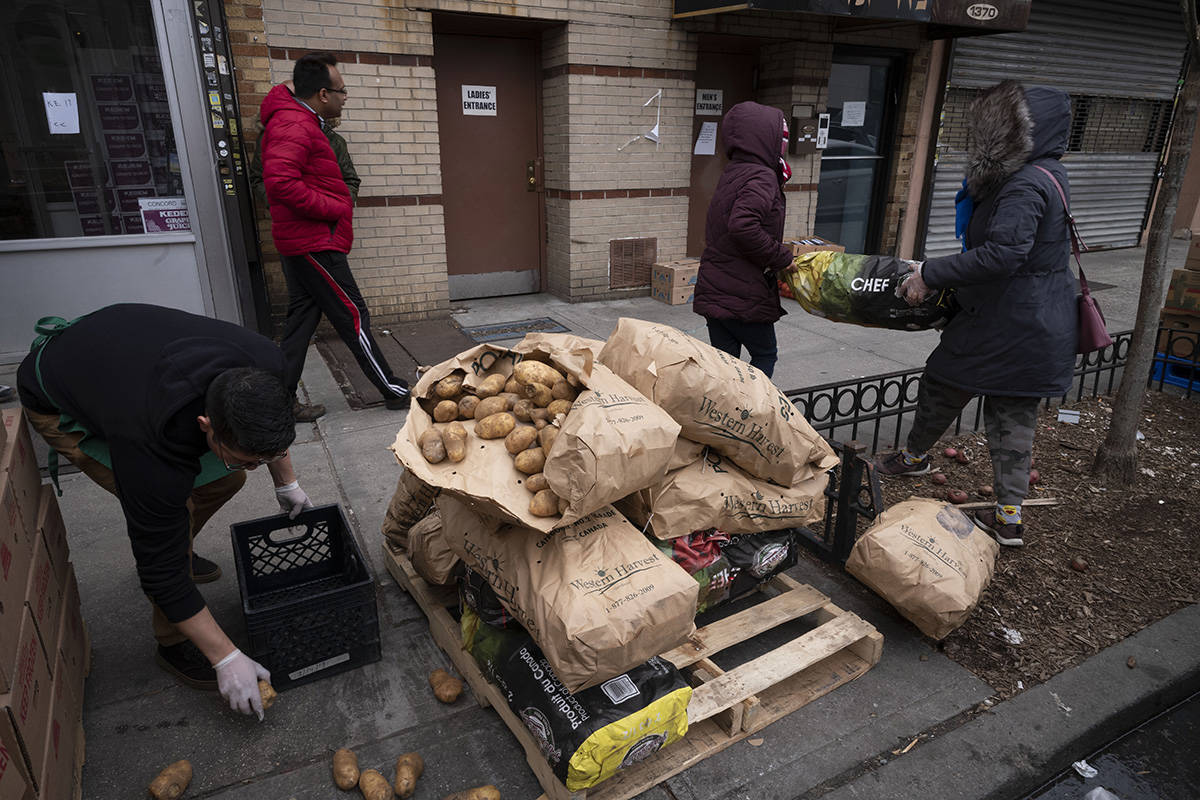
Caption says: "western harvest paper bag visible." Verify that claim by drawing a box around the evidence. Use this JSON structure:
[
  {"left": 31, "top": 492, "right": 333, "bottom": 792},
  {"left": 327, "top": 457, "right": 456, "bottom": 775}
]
[{"left": 846, "top": 497, "right": 999, "bottom": 639}]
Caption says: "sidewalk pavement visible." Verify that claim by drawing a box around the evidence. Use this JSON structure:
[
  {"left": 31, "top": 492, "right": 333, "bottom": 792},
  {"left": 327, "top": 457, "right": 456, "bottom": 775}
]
[{"left": 2, "top": 241, "right": 1196, "bottom": 800}]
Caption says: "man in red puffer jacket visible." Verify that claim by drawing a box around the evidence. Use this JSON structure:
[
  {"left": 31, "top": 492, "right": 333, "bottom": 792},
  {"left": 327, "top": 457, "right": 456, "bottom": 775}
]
[{"left": 260, "top": 52, "right": 410, "bottom": 417}]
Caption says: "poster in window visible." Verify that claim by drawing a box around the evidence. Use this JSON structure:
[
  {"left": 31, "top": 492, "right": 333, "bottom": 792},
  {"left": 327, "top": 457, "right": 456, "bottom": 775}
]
[
  {"left": 98, "top": 104, "right": 141, "bottom": 131},
  {"left": 139, "top": 197, "right": 191, "bottom": 233},
  {"left": 117, "top": 187, "right": 157, "bottom": 213},
  {"left": 104, "top": 133, "right": 146, "bottom": 159},
  {"left": 111, "top": 160, "right": 153, "bottom": 186},
  {"left": 90, "top": 75, "right": 134, "bottom": 103}
]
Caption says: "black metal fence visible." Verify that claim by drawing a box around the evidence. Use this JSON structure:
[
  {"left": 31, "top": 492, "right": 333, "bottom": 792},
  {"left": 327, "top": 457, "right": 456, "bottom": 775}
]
[{"left": 784, "top": 325, "right": 1199, "bottom": 456}]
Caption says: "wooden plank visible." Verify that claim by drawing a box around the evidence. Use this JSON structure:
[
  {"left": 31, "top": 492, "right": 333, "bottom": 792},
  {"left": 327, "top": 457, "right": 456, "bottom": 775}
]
[
  {"left": 661, "top": 581, "right": 830, "bottom": 669},
  {"left": 685, "top": 611, "right": 874, "bottom": 725},
  {"left": 689, "top": 658, "right": 742, "bottom": 736},
  {"left": 772, "top": 573, "right": 885, "bottom": 667}
]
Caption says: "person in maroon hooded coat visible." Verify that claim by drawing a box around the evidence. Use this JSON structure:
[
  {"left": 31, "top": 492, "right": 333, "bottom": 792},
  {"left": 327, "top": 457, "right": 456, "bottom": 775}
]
[{"left": 693, "top": 101, "right": 794, "bottom": 379}]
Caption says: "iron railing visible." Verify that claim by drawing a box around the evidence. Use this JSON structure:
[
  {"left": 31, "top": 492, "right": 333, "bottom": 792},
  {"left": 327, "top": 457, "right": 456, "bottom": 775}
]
[{"left": 791, "top": 324, "right": 1199, "bottom": 563}]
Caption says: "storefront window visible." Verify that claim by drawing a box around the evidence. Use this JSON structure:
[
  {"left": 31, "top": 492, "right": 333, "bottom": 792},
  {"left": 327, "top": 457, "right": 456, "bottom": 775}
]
[{"left": 0, "top": 0, "right": 190, "bottom": 240}]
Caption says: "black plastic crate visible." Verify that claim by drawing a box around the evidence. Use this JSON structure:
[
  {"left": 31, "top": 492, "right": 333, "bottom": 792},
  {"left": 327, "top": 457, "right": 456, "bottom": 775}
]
[{"left": 231, "top": 504, "right": 380, "bottom": 690}]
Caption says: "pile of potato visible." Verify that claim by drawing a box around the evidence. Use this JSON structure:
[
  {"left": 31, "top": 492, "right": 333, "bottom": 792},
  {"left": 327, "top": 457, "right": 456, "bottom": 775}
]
[{"left": 418, "top": 359, "right": 579, "bottom": 519}]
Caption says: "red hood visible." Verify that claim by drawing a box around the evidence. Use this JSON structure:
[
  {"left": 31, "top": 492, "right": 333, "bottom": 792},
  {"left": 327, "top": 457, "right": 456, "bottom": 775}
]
[{"left": 260, "top": 83, "right": 314, "bottom": 127}]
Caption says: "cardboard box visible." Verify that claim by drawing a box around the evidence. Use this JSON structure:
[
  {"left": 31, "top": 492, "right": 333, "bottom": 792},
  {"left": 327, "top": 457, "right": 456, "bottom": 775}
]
[
  {"left": 0, "top": 709, "right": 34, "bottom": 800},
  {"left": 36, "top": 654, "right": 81, "bottom": 800},
  {"left": 0, "top": 479, "right": 35, "bottom": 694},
  {"left": 786, "top": 236, "right": 845, "bottom": 257},
  {"left": 650, "top": 283, "right": 695, "bottom": 306},
  {"left": 1157, "top": 312, "right": 1200, "bottom": 359},
  {"left": 0, "top": 411, "right": 40, "bottom": 552},
  {"left": 23, "top": 533, "right": 61, "bottom": 674},
  {"left": 1164, "top": 268, "right": 1200, "bottom": 315},
  {"left": 33, "top": 487, "right": 68, "bottom": 589},
  {"left": 650, "top": 259, "right": 700, "bottom": 290},
  {"left": 54, "top": 567, "right": 86, "bottom": 706},
  {"left": 1, "top": 607, "right": 52, "bottom": 789},
  {"left": 1185, "top": 235, "right": 1200, "bottom": 271}
]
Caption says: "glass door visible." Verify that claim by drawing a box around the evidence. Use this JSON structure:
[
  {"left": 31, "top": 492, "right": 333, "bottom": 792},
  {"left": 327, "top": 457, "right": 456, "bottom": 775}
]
[{"left": 814, "top": 53, "right": 900, "bottom": 254}]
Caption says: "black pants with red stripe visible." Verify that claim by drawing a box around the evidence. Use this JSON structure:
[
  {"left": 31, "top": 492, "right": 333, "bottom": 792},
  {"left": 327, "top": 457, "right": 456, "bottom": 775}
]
[{"left": 279, "top": 250, "right": 408, "bottom": 402}]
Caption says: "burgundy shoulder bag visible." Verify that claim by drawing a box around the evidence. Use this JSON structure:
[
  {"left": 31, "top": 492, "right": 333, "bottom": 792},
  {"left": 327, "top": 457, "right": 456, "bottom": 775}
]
[{"left": 1032, "top": 164, "right": 1114, "bottom": 354}]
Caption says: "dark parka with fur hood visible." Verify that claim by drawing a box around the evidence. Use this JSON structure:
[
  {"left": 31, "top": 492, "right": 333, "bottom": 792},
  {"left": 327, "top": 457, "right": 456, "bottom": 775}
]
[
  {"left": 694, "top": 102, "right": 794, "bottom": 324},
  {"left": 920, "top": 82, "right": 1078, "bottom": 397}
]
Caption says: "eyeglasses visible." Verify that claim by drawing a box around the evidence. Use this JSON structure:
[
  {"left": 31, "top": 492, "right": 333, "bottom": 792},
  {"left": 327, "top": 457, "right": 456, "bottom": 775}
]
[
  {"left": 326, "top": 86, "right": 348, "bottom": 96},
  {"left": 216, "top": 437, "right": 286, "bottom": 471}
]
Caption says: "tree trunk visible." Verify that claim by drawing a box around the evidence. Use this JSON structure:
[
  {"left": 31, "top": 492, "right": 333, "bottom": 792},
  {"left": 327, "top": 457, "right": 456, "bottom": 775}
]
[{"left": 1093, "top": 14, "right": 1200, "bottom": 484}]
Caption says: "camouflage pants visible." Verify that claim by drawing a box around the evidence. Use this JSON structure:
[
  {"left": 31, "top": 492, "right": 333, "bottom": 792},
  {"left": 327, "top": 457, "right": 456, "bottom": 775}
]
[{"left": 906, "top": 374, "right": 1040, "bottom": 506}]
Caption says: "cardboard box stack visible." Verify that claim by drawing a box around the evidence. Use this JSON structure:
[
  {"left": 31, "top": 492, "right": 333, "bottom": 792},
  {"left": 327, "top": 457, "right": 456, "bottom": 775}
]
[
  {"left": 1, "top": 409, "right": 87, "bottom": 800},
  {"left": 650, "top": 258, "right": 699, "bottom": 305},
  {"left": 1159, "top": 240, "right": 1200, "bottom": 358}
]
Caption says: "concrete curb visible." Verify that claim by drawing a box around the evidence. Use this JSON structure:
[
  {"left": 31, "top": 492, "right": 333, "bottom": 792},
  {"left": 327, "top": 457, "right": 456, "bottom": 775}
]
[{"left": 821, "top": 603, "right": 1200, "bottom": 800}]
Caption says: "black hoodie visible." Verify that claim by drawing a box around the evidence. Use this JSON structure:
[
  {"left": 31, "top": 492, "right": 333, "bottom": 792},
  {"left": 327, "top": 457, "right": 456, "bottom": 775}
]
[
  {"left": 17, "top": 304, "right": 285, "bottom": 623},
  {"left": 921, "top": 82, "right": 1078, "bottom": 397}
]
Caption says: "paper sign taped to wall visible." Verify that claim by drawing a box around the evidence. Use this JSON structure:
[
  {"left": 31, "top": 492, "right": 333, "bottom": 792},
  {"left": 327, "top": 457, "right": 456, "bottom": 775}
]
[
  {"left": 695, "top": 89, "right": 723, "bottom": 116},
  {"left": 43, "top": 93, "right": 80, "bottom": 135},
  {"left": 462, "top": 85, "right": 497, "bottom": 116},
  {"left": 842, "top": 100, "right": 866, "bottom": 127},
  {"left": 694, "top": 122, "right": 717, "bottom": 155}
]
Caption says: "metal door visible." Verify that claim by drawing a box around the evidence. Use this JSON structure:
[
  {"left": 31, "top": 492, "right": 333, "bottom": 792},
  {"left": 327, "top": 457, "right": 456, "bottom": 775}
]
[
  {"left": 814, "top": 54, "right": 900, "bottom": 254},
  {"left": 686, "top": 47, "right": 756, "bottom": 257},
  {"left": 435, "top": 33, "right": 543, "bottom": 300}
]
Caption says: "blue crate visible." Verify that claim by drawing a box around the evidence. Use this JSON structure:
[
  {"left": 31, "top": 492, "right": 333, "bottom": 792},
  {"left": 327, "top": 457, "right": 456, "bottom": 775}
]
[{"left": 1151, "top": 352, "right": 1200, "bottom": 390}]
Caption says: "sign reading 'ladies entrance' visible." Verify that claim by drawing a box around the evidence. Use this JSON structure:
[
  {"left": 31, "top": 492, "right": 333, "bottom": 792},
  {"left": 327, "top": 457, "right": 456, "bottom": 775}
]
[{"left": 462, "top": 85, "right": 497, "bottom": 116}]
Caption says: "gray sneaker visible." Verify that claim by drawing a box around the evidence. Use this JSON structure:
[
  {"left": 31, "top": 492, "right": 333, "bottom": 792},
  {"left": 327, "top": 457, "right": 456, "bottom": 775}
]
[
  {"left": 972, "top": 509, "right": 1025, "bottom": 547},
  {"left": 873, "top": 451, "right": 931, "bottom": 476}
]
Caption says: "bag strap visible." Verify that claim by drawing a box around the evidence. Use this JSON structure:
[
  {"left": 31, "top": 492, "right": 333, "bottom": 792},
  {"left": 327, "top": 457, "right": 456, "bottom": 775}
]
[{"left": 1032, "top": 163, "right": 1091, "bottom": 293}]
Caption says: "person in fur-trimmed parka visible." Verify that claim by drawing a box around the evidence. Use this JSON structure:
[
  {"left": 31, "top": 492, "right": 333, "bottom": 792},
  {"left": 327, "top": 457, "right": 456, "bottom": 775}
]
[
  {"left": 693, "top": 101, "right": 794, "bottom": 378},
  {"left": 878, "top": 81, "right": 1079, "bottom": 548}
]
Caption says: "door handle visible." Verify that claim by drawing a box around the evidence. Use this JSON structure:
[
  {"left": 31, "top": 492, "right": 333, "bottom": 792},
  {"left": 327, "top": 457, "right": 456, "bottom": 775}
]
[{"left": 527, "top": 160, "right": 537, "bottom": 191}]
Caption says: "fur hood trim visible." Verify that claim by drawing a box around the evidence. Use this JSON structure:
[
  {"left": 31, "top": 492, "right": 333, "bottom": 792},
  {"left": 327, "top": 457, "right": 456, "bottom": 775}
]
[{"left": 966, "top": 81, "right": 1032, "bottom": 198}]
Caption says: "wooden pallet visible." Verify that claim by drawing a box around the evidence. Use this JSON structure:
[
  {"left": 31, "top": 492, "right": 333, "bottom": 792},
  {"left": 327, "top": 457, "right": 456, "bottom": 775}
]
[{"left": 383, "top": 541, "right": 882, "bottom": 800}]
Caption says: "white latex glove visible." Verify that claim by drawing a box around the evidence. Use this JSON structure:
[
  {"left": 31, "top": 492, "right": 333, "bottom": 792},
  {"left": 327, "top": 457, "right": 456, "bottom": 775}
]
[
  {"left": 275, "top": 480, "right": 313, "bottom": 519},
  {"left": 896, "top": 261, "right": 933, "bottom": 307},
  {"left": 213, "top": 648, "right": 271, "bottom": 721}
]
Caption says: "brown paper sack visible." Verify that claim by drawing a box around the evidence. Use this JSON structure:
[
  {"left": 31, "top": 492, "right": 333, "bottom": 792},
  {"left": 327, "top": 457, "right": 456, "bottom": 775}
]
[
  {"left": 381, "top": 468, "right": 440, "bottom": 550},
  {"left": 392, "top": 338, "right": 679, "bottom": 532},
  {"left": 437, "top": 494, "right": 699, "bottom": 692},
  {"left": 598, "top": 318, "right": 838, "bottom": 486},
  {"left": 846, "top": 497, "right": 999, "bottom": 640},
  {"left": 623, "top": 445, "right": 829, "bottom": 540},
  {"left": 407, "top": 511, "right": 461, "bottom": 586}
]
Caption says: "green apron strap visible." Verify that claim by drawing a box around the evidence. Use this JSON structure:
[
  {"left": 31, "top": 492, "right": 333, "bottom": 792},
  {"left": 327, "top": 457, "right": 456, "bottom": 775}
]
[{"left": 29, "top": 315, "right": 81, "bottom": 498}]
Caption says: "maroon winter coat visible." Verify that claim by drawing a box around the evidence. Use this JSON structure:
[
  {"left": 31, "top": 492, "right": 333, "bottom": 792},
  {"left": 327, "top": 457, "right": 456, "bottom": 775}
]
[
  {"left": 260, "top": 83, "right": 354, "bottom": 256},
  {"left": 693, "top": 102, "right": 794, "bottom": 324}
]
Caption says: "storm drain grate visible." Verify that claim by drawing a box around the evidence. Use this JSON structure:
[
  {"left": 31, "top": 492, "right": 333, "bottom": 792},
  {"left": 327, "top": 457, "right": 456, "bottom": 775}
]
[{"left": 460, "top": 317, "right": 570, "bottom": 343}]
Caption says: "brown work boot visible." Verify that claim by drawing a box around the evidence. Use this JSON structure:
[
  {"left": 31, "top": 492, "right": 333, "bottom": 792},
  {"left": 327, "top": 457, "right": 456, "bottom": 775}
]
[
  {"left": 293, "top": 400, "right": 326, "bottom": 422},
  {"left": 972, "top": 509, "right": 1025, "bottom": 547},
  {"left": 190, "top": 554, "right": 221, "bottom": 584},
  {"left": 155, "top": 642, "right": 218, "bottom": 690},
  {"left": 873, "top": 451, "right": 931, "bottom": 476}
]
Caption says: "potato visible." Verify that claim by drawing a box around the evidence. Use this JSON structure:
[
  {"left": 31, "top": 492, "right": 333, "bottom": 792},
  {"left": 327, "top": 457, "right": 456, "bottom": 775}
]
[
  {"left": 148, "top": 760, "right": 192, "bottom": 800},
  {"left": 504, "top": 377, "right": 522, "bottom": 395},
  {"left": 514, "top": 448, "right": 546, "bottom": 475},
  {"left": 498, "top": 391, "right": 521, "bottom": 410},
  {"left": 472, "top": 396, "right": 508, "bottom": 420},
  {"left": 394, "top": 752, "right": 425, "bottom": 799},
  {"left": 551, "top": 380, "right": 577, "bottom": 401},
  {"left": 530, "top": 489, "right": 559, "bottom": 517},
  {"left": 475, "top": 412, "right": 516, "bottom": 440},
  {"left": 442, "top": 785, "right": 501, "bottom": 800},
  {"left": 512, "top": 398, "right": 534, "bottom": 422},
  {"left": 458, "top": 395, "right": 480, "bottom": 420},
  {"left": 513, "top": 360, "right": 565, "bottom": 388},
  {"left": 529, "top": 408, "right": 553, "bottom": 425},
  {"left": 539, "top": 426, "right": 558, "bottom": 456},
  {"left": 359, "top": 768, "right": 392, "bottom": 800},
  {"left": 332, "top": 748, "right": 360, "bottom": 790},
  {"left": 433, "top": 400, "right": 460, "bottom": 423},
  {"left": 258, "top": 680, "right": 277, "bottom": 711},
  {"left": 476, "top": 373, "right": 507, "bottom": 398},
  {"left": 533, "top": 418, "right": 548, "bottom": 430},
  {"left": 443, "top": 422, "right": 468, "bottom": 463},
  {"left": 522, "top": 381, "right": 553, "bottom": 408},
  {"left": 566, "top": 372, "right": 581, "bottom": 388},
  {"left": 429, "top": 668, "right": 464, "bottom": 703},
  {"left": 546, "top": 399, "right": 572, "bottom": 418},
  {"left": 420, "top": 430, "right": 446, "bottom": 463},
  {"left": 505, "top": 426, "right": 538, "bottom": 455},
  {"left": 435, "top": 373, "right": 464, "bottom": 399},
  {"left": 525, "top": 473, "right": 549, "bottom": 493}
]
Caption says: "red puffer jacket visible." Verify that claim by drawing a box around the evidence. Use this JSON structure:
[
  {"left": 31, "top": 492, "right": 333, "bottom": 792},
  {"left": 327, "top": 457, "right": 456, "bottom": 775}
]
[{"left": 260, "top": 84, "right": 353, "bottom": 255}]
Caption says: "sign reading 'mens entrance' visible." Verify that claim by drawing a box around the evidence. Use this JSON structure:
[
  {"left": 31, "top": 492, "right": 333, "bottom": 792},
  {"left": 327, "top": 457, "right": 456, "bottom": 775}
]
[{"left": 462, "top": 85, "right": 497, "bottom": 116}]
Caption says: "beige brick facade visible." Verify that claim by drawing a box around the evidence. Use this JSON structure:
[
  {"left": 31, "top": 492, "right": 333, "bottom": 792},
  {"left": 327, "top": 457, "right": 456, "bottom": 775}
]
[{"left": 231, "top": 0, "right": 938, "bottom": 323}]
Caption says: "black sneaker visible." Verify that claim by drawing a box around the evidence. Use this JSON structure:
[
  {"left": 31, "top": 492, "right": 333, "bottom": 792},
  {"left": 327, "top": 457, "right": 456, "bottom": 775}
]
[
  {"left": 873, "top": 451, "right": 931, "bottom": 476},
  {"left": 384, "top": 390, "right": 411, "bottom": 410},
  {"left": 155, "top": 642, "right": 219, "bottom": 690},
  {"left": 0, "top": 384, "right": 14, "bottom": 403},
  {"left": 293, "top": 400, "right": 326, "bottom": 422},
  {"left": 972, "top": 509, "right": 1025, "bottom": 547},
  {"left": 191, "top": 554, "right": 221, "bottom": 584}
]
